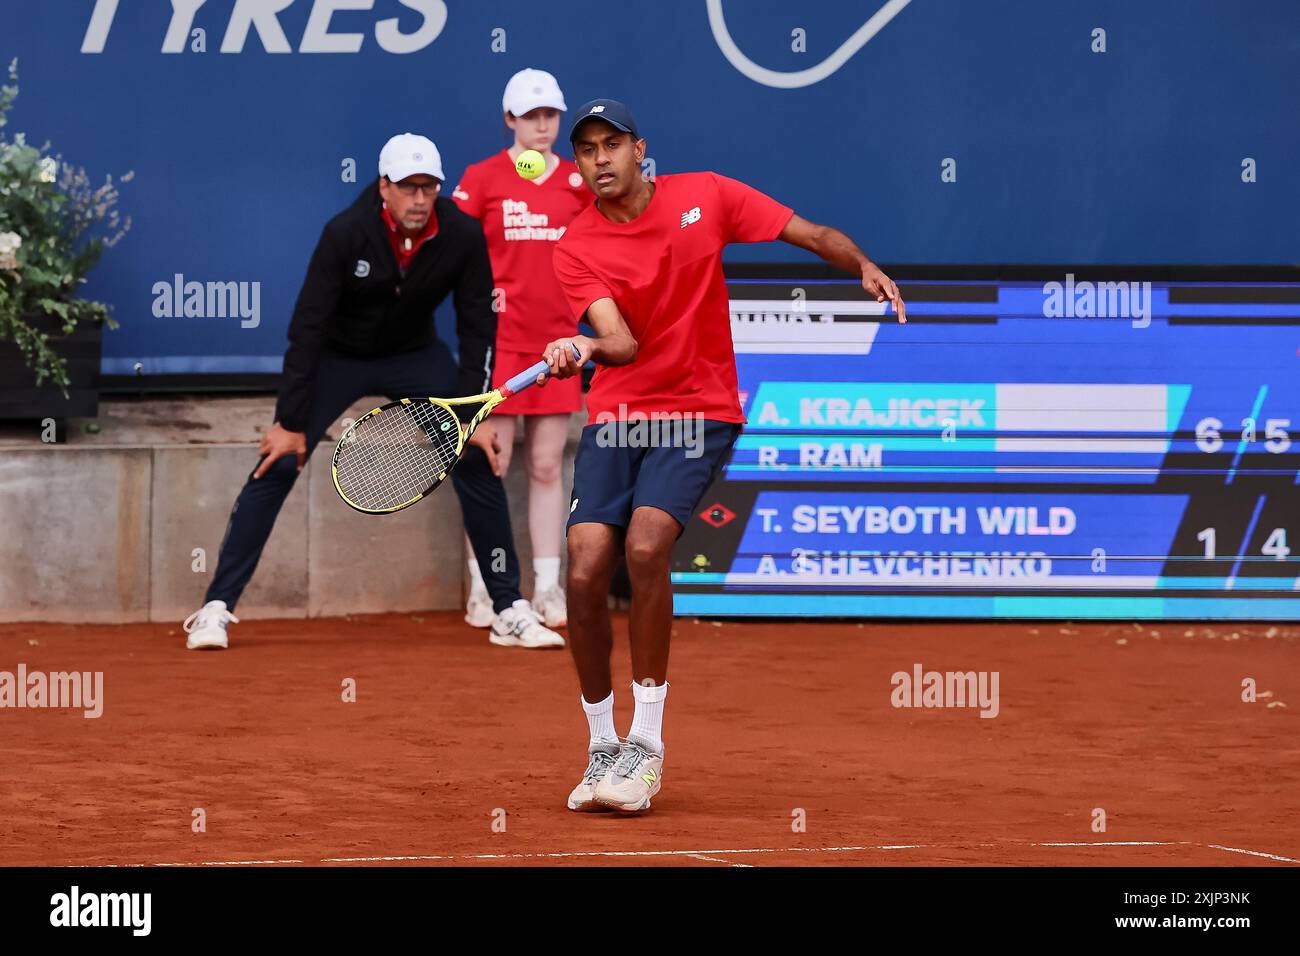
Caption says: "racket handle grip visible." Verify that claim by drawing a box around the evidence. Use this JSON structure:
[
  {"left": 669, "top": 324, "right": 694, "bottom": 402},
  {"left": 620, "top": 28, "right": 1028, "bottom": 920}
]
[{"left": 502, "top": 343, "right": 583, "bottom": 396}]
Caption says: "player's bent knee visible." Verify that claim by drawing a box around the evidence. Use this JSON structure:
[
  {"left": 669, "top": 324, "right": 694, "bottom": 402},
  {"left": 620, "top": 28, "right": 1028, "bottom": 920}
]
[
  {"left": 624, "top": 536, "right": 672, "bottom": 576},
  {"left": 566, "top": 561, "right": 604, "bottom": 598}
]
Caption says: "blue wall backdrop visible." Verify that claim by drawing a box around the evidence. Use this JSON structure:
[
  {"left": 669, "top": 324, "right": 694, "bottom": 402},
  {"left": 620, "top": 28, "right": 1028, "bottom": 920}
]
[{"left": 3, "top": 0, "right": 1298, "bottom": 374}]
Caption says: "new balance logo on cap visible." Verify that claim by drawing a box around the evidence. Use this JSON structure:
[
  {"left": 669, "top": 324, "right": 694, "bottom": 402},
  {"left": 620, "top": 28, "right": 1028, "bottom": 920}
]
[
  {"left": 569, "top": 99, "right": 638, "bottom": 142},
  {"left": 680, "top": 206, "right": 702, "bottom": 228}
]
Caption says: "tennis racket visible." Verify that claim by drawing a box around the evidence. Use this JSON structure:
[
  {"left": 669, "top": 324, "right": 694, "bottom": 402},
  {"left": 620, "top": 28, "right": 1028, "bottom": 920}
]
[{"left": 331, "top": 343, "right": 581, "bottom": 515}]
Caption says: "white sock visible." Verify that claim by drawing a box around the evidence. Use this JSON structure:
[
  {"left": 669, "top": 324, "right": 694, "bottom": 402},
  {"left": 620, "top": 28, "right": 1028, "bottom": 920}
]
[
  {"left": 534, "top": 556, "right": 560, "bottom": 594},
  {"left": 467, "top": 558, "right": 487, "bottom": 596},
  {"left": 629, "top": 681, "right": 668, "bottom": 754},
  {"left": 582, "top": 692, "right": 618, "bottom": 749}
]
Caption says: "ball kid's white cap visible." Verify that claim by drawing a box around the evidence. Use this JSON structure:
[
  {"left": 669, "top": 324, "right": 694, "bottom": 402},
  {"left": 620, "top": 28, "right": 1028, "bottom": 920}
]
[
  {"left": 378, "top": 133, "right": 444, "bottom": 183},
  {"left": 502, "top": 68, "right": 567, "bottom": 117}
]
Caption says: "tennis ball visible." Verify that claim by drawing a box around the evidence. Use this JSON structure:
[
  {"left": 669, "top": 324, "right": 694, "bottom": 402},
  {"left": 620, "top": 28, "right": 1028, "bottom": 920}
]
[{"left": 515, "top": 149, "right": 546, "bottom": 180}]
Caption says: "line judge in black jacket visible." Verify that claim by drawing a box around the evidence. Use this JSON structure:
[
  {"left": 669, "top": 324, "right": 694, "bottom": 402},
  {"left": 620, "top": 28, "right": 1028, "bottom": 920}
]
[{"left": 183, "top": 134, "right": 564, "bottom": 651}]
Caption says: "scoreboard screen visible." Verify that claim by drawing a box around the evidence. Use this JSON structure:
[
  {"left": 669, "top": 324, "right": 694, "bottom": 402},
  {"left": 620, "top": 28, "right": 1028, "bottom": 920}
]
[{"left": 671, "top": 270, "right": 1300, "bottom": 620}]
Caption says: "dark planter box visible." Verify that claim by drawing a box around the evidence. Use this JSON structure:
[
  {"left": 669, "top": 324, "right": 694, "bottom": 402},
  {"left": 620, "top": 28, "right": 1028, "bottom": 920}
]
[{"left": 0, "top": 316, "right": 102, "bottom": 423}]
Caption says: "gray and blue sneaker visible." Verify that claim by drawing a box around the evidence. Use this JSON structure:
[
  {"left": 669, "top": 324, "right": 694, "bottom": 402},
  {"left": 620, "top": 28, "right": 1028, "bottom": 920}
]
[
  {"left": 567, "top": 744, "right": 620, "bottom": 812},
  {"left": 594, "top": 737, "right": 663, "bottom": 812}
]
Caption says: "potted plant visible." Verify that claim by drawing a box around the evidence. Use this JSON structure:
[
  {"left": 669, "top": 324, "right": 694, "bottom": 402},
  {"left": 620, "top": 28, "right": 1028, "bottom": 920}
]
[{"left": 0, "top": 59, "right": 131, "bottom": 437}]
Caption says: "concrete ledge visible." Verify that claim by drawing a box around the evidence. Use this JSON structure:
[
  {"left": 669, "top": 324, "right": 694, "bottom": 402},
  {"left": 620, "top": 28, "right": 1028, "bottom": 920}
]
[
  {"left": 150, "top": 445, "right": 309, "bottom": 622},
  {"left": 0, "top": 449, "right": 152, "bottom": 622},
  {"left": 0, "top": 396, "right": 582, "bottom": 624}
]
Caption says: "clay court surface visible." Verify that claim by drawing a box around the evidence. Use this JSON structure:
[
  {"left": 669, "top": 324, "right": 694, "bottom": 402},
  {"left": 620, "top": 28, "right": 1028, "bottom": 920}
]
[{"left": 1, "top": 615, "right": 1297, "bottom": 868}]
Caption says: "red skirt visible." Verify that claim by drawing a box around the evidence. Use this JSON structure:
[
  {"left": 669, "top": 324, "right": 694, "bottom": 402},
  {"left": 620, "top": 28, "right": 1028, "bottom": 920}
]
[{"left": 492, "top": 348, "right": 583, "bottom": 415}]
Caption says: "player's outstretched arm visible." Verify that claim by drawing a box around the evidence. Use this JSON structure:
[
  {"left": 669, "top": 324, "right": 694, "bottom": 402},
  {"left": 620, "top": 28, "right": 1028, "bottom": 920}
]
[
  {"left": 541, "top": 296, "right": 638, "bottom": 379},
  {"left": 778, "top": 213, "right": 906, "bottom": 324}
]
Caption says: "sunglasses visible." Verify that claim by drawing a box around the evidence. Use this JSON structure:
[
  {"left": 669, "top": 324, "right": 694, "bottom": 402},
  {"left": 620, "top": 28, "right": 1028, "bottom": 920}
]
[{"left": 387, "top": 179, "right": 440, "bottom": 197}]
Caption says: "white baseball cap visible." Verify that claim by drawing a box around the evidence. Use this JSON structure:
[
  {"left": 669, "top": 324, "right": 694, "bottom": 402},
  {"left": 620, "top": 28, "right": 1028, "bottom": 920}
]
[
  {"left": 378, "top": 133, "right": 444, "bottom": 183},
  {"left": 502, "top": 68, "right": 567, "bottom": 117}
]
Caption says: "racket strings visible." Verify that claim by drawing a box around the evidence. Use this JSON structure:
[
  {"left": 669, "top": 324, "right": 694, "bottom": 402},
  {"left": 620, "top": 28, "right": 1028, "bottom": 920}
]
[{"left": 333, "top": 401, "right": 463, "bottom": 512}]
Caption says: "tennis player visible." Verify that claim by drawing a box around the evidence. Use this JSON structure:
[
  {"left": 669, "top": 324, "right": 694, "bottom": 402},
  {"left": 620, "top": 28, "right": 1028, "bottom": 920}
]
[
  {"left": 183, "top": 133, "right": 563, "bottom": 651},
  {"left": 542, "top": 100, "right": 906, "bottom": 812},
  {"left": 451, "top": 69, "right": 592, "bottom": 631}
]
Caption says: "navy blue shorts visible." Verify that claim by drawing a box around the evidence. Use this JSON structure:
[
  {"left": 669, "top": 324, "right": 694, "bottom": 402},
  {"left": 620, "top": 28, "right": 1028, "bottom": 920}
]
[{"left": 567, "top": 419, "right": 742, "bottom": 534}]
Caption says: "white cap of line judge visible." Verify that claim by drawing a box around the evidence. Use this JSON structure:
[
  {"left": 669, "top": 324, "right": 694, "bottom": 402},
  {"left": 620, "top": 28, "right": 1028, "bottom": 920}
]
[
  {"left": 502, "top": 68, "right": 567, "bottom": 116},
  {"left": 378, "top": 132, "right": 444, "bottom": 182}
]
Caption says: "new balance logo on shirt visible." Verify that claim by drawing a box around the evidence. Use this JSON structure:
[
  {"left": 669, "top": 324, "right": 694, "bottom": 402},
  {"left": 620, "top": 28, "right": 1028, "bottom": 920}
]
[{"left": 680, "top": 206, "right": 702, "bottom": 228}]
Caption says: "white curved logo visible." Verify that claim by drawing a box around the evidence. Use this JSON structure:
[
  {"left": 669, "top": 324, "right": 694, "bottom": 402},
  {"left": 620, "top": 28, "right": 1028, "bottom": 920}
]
[{"left": 706, "top": 0, "right": 913, "bottom": 89}]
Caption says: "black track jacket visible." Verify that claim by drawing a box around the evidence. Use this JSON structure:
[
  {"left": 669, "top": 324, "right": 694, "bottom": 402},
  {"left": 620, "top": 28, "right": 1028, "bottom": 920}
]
[{"left": 274, "top": 182, "right": 497, "bottom": 432}]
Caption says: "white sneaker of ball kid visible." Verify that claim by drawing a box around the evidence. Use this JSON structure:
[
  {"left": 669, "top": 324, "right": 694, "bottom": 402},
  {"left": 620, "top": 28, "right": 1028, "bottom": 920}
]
[
  {"left": 464, "top": 589, "right": 495, "bottom": 628},
  {"left": 532, "top": 586, "right": 568, "bottom": 628},
  {"left": 489, "top": 599, "right": 565, "bottom": 649},
  {"left": 183, "top": 600, "right": 239, "bottom": 650}
]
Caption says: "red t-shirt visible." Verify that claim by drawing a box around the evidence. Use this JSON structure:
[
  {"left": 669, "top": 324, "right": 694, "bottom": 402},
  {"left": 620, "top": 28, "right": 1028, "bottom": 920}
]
[
  {"left": 452, "top": 150, "right": 593, "bottom": 351},
  {"left": 553, "top": 172, "right": 793, "bottom": 424}
]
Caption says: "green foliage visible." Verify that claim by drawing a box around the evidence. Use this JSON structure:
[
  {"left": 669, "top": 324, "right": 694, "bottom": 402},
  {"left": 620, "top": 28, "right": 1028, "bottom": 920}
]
[{"left": 0, "top": 58, "right": 133, "bottom": 392}]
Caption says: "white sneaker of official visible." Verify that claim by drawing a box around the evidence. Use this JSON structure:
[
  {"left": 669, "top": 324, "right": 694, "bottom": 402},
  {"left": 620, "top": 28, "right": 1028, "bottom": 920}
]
[
  {"left": 490, "top": 599, "right": 565, "bottom": 649},
  {"left": 183, "top": 600, "right": 239, "bottom": 650}
]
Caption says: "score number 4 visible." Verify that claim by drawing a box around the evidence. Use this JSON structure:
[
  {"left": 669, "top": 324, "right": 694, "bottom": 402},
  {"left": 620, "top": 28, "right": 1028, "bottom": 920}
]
[{"left": 1195, "top": 417, "right": 1291, "bottom": 453}]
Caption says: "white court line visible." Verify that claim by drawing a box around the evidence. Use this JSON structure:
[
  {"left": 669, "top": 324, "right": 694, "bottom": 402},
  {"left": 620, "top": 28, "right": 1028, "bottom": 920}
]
[
  {"left": 315, "top": 846, "right": 863, "bottom": 864},
  {"left": 320, "top": 855, "right": 450, "bottom": 863},
  {"left": 446, "top": 847, "right": 785, "bottom": 860},
  {"left": 1037, "top": 841, "right": 1186, "bottom": 847},
  {"left": 122, "top": 840, "right": 1298, "bottom": 867},
  {"left": 871, "top": 844, "right": 933, "bottom": 850},
  {"left": 1207, "top": 844, "right": 1300, "bottom": 863},
  {"left": 686, "top": 854, "right": 753, "bottom": 867},
  {"left": 151, "top": 859, "right": 305, "bottom": 866}
]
